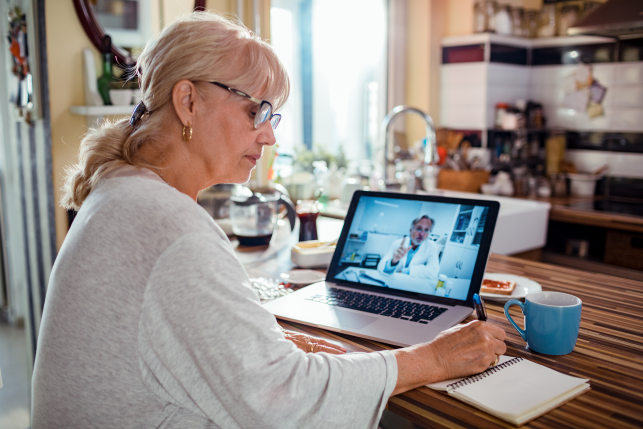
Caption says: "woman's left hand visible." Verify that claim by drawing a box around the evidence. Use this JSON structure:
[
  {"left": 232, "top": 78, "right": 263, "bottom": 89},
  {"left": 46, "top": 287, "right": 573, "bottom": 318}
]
[{"left": 283, "top": 330, "right": 347, "bottom": 355}]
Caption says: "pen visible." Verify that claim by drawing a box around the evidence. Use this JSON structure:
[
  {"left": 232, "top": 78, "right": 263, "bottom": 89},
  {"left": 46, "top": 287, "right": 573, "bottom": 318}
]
[{"left": 473, "top": 293, "right": 487, "bottom": 321}]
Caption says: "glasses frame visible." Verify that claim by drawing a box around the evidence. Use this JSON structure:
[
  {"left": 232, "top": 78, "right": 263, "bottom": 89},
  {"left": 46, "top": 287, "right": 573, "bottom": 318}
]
[{"left": 210, "top": 82, "right": 281, "bottom": 130}]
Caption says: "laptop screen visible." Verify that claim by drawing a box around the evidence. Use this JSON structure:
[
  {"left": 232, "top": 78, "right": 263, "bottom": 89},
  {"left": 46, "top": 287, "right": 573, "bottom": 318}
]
[{"left": 328, "top": 192, "right": 499, "bottom": 304}]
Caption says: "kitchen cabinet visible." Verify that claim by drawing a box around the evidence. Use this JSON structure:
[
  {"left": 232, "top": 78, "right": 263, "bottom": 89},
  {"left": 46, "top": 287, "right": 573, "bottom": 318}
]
[{"left": 439, "top": 205, "right": 488, "bottom": 279}]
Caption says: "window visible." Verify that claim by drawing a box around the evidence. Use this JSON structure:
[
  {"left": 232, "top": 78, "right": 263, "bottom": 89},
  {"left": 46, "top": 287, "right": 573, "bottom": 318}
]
[{"left": 270, "top": 0, "right": 388, "bottom": 165}]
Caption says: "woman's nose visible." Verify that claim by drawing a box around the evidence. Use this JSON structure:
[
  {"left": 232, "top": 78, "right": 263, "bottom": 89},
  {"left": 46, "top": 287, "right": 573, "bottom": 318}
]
[{"left": 259, "top": 121, "right": 277, "bottom": 146}]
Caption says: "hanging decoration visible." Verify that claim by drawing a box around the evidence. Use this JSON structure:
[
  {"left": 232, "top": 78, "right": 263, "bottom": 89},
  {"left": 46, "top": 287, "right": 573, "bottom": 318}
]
[{"left": 7, "top": 5, "right": 34, "bottom": 125}]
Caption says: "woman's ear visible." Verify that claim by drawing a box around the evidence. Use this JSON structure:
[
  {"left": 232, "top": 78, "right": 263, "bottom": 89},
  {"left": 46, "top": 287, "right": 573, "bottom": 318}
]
[{"left": 172, "top": 80, "right": 197, "bottom": 126}]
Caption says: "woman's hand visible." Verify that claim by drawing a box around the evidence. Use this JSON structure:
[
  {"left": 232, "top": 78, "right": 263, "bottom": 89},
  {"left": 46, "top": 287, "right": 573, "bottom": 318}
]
[
  {"left": 283, "top": 330, "right": 347, "bottom": 355},
  {"left": 391, "top": 320, "right": 506, "bottom": 395}
]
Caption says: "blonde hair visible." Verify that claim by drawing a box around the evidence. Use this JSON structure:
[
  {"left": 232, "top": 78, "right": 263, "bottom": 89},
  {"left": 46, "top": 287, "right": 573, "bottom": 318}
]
[{"left": 61, "top": 11, "right": 290, "bottom": 210}]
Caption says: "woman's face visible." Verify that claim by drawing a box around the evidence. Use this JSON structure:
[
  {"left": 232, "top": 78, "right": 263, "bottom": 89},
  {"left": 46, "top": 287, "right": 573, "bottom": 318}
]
[{"left": 194, "top": 82, "right": 276, "bottom": 185}]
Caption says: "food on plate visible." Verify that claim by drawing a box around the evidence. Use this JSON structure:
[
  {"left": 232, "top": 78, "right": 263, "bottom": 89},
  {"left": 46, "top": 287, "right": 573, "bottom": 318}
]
[{"left": 481, "top": 279, "right": 516, "bottom": 295}]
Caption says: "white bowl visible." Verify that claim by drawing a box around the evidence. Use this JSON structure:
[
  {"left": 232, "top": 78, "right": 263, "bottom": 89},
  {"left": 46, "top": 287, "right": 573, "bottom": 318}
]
[
  {"left": 109, "top": 89, "right": 133, "bottom": 106},
  {"left": 567, "top": 173, "right": 599, "bottom": 197},
  {"left": 291, "top": 241, "right": 335, "bottom": 268}
]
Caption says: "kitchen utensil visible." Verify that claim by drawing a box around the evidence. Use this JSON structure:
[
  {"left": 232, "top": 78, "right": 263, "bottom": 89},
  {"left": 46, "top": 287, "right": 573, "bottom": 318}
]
[
  {"left": 592, "top": 164, "right": 609, "bottom": 176},
  {"left": 230, "top": 190, "right": 296, "bottom": 246}
]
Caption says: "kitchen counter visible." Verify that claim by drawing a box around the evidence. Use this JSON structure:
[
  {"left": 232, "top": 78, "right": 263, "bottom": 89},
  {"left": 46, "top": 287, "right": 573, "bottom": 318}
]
[
  {"left": 276, "top": 254, "right": 643, "bottom": 429},
  {"left": 234, "top": 220, "right": 643, "bottom": 429},
  {"left": 320, "top": 192, "right": 551, "bottom": 256},
  {"left": 516, "top": 195, "right": 643, "bottom": 233}
]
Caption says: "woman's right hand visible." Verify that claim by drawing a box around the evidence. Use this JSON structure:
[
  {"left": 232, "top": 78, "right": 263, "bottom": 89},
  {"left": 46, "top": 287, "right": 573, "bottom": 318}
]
[{"left": 391, "top": 320, "right": 506, "bottom": 395}]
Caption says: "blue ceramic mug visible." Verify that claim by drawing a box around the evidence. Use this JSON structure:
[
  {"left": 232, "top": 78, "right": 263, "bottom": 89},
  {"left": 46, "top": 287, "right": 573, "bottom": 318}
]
[{"left": 504, "top": 291, "right": 582, "bottom": 355}]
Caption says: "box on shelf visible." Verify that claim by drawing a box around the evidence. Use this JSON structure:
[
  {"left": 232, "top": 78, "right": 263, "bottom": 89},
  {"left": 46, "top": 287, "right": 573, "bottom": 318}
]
[
  {"left": 604, "top": 230, "right": 643, "bottom": 271},
  {"left": 438, "top": 170, "right": 490, "bottom": 193}
]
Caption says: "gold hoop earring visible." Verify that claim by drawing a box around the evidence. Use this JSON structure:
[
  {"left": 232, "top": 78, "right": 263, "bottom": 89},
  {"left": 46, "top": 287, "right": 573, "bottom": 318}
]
[{"left": 182, "top": 124, "right": 192, "bottom": 142}]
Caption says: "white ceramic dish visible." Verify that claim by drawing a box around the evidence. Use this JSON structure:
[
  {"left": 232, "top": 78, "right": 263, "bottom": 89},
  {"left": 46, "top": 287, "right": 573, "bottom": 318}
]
[
  {"left": 480, "top": 273, "right": 542, "bottom": 302},
  {"left": 109, "top": 89, "right": 133, "bottom": 106},
  {"left": 280, "top": 269, "right": 326, "bottom": 285},
  {"left": 291, "top": 241, "right": 335, "bottom": 268}
]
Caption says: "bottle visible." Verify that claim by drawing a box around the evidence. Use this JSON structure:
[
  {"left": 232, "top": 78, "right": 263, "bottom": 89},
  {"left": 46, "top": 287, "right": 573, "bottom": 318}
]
[
  {"left": 435, "top": 274, "right": 448, "bottom": 293},
  {"left": 97, "top": 35, "right": 114, "bottom": 105}
]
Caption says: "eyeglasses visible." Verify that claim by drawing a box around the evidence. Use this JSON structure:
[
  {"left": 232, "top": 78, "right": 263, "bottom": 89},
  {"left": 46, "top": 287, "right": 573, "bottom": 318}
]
[
  {"left": 412, "top": 226, "right": 431, "bottom": 234},
  {"left": 210, "top": 82, "right": 281, "bottom": 130}
]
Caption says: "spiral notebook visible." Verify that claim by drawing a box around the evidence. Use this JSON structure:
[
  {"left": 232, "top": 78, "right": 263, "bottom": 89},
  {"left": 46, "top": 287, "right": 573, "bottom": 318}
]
[{"left": 427, "top": 356, "right": 590, "bottom": 426}]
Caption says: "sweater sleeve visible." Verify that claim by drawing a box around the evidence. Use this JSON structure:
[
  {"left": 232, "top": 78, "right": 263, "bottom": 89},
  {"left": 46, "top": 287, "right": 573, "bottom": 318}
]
[{"left": 138, "top": 232, "right": 397, "bottom": 429}]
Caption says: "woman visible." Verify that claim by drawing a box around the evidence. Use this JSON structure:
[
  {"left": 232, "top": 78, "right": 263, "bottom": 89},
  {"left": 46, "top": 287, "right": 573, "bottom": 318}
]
[{"left": 32, "top": 12, "right": 506, "bottom": 428}]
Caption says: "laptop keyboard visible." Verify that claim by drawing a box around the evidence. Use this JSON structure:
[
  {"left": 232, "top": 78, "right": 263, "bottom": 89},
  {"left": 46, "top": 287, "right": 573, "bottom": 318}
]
[{"left": 306, "top": 287, "right": 448, "bottom": 324}]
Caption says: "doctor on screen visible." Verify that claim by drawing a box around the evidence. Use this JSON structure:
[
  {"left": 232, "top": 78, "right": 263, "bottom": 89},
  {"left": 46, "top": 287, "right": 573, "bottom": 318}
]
[{"left": 377, "top": 215, "right": 440, "bottom": 278}]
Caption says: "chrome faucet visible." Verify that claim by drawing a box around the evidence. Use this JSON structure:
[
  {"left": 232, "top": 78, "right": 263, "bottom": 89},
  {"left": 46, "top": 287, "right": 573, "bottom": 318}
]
[{"left": 380, "top": 105, "right": 438, "bottom": 189}]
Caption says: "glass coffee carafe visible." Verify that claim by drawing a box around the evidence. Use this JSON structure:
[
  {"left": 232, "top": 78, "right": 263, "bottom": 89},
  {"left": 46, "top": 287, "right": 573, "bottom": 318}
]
[{"left": 230, "top": 188, "right": 296, "bottom": 246}]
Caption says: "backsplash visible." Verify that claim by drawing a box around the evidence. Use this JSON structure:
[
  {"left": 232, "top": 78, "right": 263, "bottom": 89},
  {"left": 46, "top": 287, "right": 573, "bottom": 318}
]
[
  {"left": 440, "top": 35, "right": 643, "bottom": 183},
  {"left": 441, "top": 61, "right": 643, "bottom": 133}
]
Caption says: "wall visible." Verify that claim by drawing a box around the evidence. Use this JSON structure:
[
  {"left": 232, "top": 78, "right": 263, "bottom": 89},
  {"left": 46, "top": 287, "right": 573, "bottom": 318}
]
[
  {"left": 45, "top": 1, "right": 240, "bottom": 251},
  {"left": 404, "top": 0, "right": 544, "bottom": 146},
  {"left": 0, "top": 0, "right": 57, "bottom": 384}
]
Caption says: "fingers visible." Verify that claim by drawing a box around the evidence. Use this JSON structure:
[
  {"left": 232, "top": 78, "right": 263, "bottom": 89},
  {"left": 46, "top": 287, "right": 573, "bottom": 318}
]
[
  {"left": 316, "top": 338, "right": 347, "bottom": 353},
  {"left": 285, "top": 332, "right": 347, "bottom": 354},
  {"left": 315, "top": 344, "right": 346, "bottom": 355}
]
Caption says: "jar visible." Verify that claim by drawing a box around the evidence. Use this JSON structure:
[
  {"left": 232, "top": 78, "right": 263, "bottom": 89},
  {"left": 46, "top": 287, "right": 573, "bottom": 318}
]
[
  {"left": 495, "top": 5, "right": 513, "bottom": 35},
  {"left": 495, "top": 103, "right": 509, "bottom": 129},
  {"left": 537, "top": 3, "right": 557, "bottom": 37},
  {"left": 511, "top": 7, "right": 525, "bottom": 37},
  {"left": 473, "top": 0, "right": 497, "bottom": 33},
  {"left": 559, "top": 4, "right": 580, "bottom": 36}
]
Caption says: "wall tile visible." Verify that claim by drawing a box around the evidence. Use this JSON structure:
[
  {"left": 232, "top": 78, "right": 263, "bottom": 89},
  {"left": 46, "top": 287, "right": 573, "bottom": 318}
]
[
  {"left": 487, "top": 63, "right": 529, "bottom": 86},
  {"left": 611, "top": 86, "right": 643, "bottom": 108},
  {"left": 441, "top": 63, "right": 488, "bottom": 88},
  {"left": 544, "top": 105, "right": 611, "bottom": 130},
  {"left": 440, "top": 85, "right": 486, "bottom": 107},
  {"left": 486, "top": 85, "right": 530, "bottom": 106},
  {"left": 440, "top": 106, "right": 487, "bottom": 129},
  {"left": 614, "top": 62, "right": 643, "bottom": 85},
  {"left": 529, "top": 87, "right": 562, "bottom": 106},
  {"left": 610, "top": 108, "right": 643, "bottom": 132},
  {"left": 591, "top": 63, "right": 616, "bottom": 87},
  {"left": 529, "top": 65, "right": 577, "bottom": 87},
  {"left": 566, "top": 149, "right": 643, "bottom": 178}
]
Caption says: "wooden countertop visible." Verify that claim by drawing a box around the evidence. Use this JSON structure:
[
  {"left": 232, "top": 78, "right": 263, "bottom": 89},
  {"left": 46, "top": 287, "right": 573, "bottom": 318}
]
[
  {"left": 276, "top": 254, "right": 643, "bottom": 428},
  {"left": 517, "top": 195, "right": 643, "bottom": 233}
]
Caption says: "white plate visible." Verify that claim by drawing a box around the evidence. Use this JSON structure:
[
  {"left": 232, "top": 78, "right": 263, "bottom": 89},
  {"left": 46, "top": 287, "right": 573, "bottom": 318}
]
[
  {"left": 480, "top": 273, "right": 542, "bottom": 302},
  {"left": 280, "top": 269, "right": 326, "bottom": 285}
]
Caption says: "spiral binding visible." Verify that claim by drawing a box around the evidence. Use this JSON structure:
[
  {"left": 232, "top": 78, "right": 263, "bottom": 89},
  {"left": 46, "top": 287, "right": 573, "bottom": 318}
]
[{"left": 446, "top": 357, "right": 524, "bottom": 393}]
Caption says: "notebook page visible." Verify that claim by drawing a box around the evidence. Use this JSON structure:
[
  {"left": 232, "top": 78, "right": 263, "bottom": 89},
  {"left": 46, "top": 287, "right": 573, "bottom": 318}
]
[
  {"left": 426, "top": 355, "right": 516, "bottom": 391},
  {"left": 451, "top": 359, "right": 589, "bottom": 416}
]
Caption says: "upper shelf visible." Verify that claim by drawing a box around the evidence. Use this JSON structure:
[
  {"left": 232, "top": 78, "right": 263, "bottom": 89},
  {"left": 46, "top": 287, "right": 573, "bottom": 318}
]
[
  {"left": 70, "top": 105, "right": 133, "bottom": 116},
  {"left": 442, "top": 33, "right": 616, "bottom": 48}
]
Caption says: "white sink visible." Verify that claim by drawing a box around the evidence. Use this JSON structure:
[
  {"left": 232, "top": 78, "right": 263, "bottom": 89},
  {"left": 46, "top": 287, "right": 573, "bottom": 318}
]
[{"left": 418, "top": 190, "right": 551, "bottom": 255}]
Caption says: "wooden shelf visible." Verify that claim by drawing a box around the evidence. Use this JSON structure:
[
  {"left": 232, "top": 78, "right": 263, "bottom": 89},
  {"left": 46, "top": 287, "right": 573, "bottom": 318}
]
[
  {"left": 442, "top": 33, "right": 615, "bottom": 48},
  {"left": 70, "top": 105, "right": 134, "bottom": 116}
]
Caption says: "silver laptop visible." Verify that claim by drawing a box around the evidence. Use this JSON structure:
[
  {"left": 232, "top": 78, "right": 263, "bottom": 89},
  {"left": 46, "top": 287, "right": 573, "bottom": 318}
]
[{"left": 264, "top": 191, "right": 500, "bottom": 347}]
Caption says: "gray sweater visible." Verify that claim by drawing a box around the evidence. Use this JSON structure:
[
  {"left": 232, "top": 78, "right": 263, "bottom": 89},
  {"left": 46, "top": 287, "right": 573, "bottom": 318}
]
[{"left": 31, "top": 168, "right": 397, "bottom": 428}]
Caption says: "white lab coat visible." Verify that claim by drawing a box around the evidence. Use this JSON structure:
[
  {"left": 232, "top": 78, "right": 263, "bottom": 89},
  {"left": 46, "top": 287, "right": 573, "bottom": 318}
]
[{"left": 377, "top": 237, "right": 441, "bottom": 278}]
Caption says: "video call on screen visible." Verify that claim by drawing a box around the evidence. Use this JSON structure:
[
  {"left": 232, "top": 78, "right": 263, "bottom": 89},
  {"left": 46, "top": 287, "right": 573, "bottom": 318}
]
[{"left": 333, "top": 196, "right": 490, "bottom": 301}]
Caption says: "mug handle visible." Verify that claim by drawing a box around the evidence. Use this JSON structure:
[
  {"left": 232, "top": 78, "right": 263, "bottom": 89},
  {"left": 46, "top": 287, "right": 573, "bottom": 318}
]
[
  {"left": 504, "top": 299, "right": 527, "bottom": 341},
  {"left": 278, "top": 195, "right": 297, "bottom": 231}
]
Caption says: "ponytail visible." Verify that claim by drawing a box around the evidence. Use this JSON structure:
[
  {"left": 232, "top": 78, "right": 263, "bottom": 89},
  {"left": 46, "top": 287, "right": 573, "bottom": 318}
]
[{"left": 60, "top": 11, "right": 289, "bottom": 210}]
